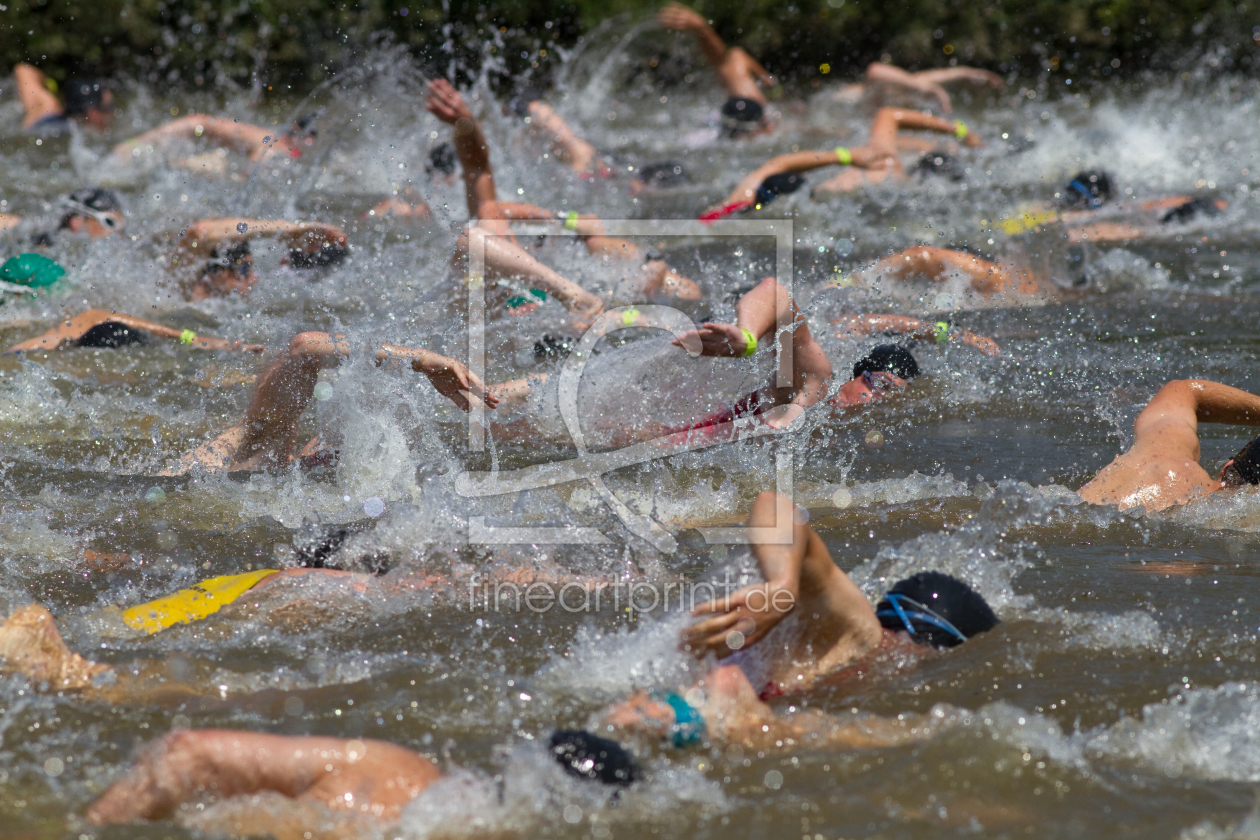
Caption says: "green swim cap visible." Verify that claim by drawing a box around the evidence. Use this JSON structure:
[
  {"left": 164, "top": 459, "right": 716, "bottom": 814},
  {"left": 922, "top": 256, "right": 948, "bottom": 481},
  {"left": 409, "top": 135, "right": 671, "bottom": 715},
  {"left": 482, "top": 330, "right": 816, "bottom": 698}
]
[{"left": 1, "top": 253, "right": 66, "bottom": 288}]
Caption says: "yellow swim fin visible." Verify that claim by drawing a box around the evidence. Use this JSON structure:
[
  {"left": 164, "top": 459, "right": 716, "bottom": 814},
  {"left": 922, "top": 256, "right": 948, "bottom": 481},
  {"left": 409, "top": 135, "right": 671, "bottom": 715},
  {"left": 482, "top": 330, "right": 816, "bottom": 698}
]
[{"left": 120, "top": 569, "right": 278, "bottom": 635}]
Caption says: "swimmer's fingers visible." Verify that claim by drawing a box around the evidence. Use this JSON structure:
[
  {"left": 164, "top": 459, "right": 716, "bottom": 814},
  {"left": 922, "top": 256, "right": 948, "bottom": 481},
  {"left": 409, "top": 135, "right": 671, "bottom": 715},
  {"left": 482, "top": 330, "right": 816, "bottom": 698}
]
[{"left": 672, "top": 329, "right": 704, "bottom": 356}]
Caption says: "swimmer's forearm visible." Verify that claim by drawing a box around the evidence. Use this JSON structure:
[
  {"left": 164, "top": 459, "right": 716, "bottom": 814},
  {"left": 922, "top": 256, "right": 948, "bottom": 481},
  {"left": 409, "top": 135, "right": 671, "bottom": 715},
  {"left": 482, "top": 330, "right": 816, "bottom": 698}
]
[{"left": 1184, "top": 380, "right": 1260, "bottom": 425}]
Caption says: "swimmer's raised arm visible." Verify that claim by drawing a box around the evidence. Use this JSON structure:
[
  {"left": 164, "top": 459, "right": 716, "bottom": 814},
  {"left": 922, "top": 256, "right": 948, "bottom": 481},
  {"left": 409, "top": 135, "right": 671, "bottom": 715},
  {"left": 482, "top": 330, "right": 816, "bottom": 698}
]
[
  {"left": 86, "top": 729, "right": 439, "bottom": 826},
  {"left": 426, "top": 79, "right": 497, "bottom": 218},
  {"left": 5, "top": 309, "right": 266, "bottom": 354},
  {"left": 833, "top": 313, "right": 1000, "bottom": 356},
  {"left": 375, "top": 342, "right": 498, "bottom": 411},
  {"left": 867, "top": 107, "right": 983, "bottom": 157},
  {"left": 708, "top": 147, "right": 888, "bottom": 214},
  {"left": 658, "top": 2, "right": 728, "bottom": 68},
  {"left": 174, "top": 218, "right": 347, "bottom": 261},
  {"left": 523, "top": 100, "right": 603, "bottom": 175},
  {"left": 14, "top": 64, "right": 62, "bottom": 128},
  {"left": 459, "top": 226, "right": 605, "bottom": 320}
]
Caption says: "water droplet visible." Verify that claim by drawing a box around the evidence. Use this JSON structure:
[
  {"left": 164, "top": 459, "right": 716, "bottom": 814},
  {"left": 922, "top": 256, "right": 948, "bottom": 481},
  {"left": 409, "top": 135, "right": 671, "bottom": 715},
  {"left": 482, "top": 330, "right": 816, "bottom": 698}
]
[
  {"left": 865, "top": 430, "right": 884, "bottom": 447},
  {"left": 834, "top": 237, "right": 854, "bottom": 256},
  {"left": 284, "top": 696, "right": 304, "bottom": 716},
  {"left": 764, "top": 769, "right": 783, "bottom": 789},
  {"left": 726, "top": 630, "right": 745, "bottom": 650},
  {"left": 143, "top": 486, "right": 166, "bottom": 504},
  {"left": 363, "top": 496, "right": 386, "bottom": 518},
  {"left": 831, "top": 488, "right": 852, "bottom": 508},
  {"left": 934, "top": 292, "right": 955, "bottom": 310},
  {"left": 313, "top": 382, "right": 333, "bottom": 401},
  {"left": 563, "top": 805, "right": 583, "bottom": 824},
  {"left": 43, "top": 758, "right": 64, "bottom": 777},
  {"left": 171, "top": 714, "right": 191, "bottom": 729},
  {"left": 236, "top": 222, "right": 249, "bottom": 233}
]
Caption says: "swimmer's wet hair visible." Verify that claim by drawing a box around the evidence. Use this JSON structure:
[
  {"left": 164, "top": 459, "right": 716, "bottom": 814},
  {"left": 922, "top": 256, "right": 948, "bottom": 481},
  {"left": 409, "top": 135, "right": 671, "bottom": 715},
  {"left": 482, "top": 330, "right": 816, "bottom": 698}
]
[
  {"left": 204, "top": 240, "right": 252, "bottom": 275},
  {"left": 635, "top": 161, "right": 689, "bottom": 187},
  {"left": 75, "top": 321, "right": 147, "bottom": 348},
  {"left": 852, "top": 344, "right": 920, "bottom": 380},
  {"left": 876, "top": 571, "right": 999, "bottom": 648},
  {"left": 1062, "top": 170, "right": 1112, "bottom": 209},
  {"left": 913, "top": 151, "right": 964, "bottom": 182},
  {"left": 1161, "top": 196, "right": 1222, "bottom": 225},
  {"left": 426, "top": 142, "right": 457, "bottom": 176},
  {"left": 292, "top": 112, "right": 319, "bottom": 137},
  {"left": 721, "top": 97, "right": 764, "bottom": 137},
  {"left": 549, "top": 730, "right": 640, "bottom": 787},
  {"left": 288, "top": 244, "right": 349, "bottom": 269},
  {"left": 1223, "top": 434, "right": 1260, "bottom": 486},
  {"left": 63, "top": 79, "right": 111, "bottom": 115}
]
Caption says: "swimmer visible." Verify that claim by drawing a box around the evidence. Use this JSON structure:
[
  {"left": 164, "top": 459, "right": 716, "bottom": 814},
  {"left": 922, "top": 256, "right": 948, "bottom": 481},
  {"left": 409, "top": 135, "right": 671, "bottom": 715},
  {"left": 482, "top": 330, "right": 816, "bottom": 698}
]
[
  {"left": 3, "top": 188, "right": 126, "bottom": 246},
  {"left": 168, "top": 218, "right": 348, "bottom": 300},
  {"left": 1079, "top": 379, "right": 1260, "bottom": 511},
  {"left": 109, "top": 112, "right": 319, "bottom": 166},
  {"left": 361, "top": 184, "right": 431, "bottom": 220},
  {"left": 839, "top": 245, "right": 1050, "bottom": 307},
  {"left": 657, "top": 2, "right": 777, "bottom": 138},
  {"left": 86, "top": 728, "right": 637, "bottom": 834},
  {"left": 832, "top": 312, "right": 1001, "bottom": 357},
  {"left": 12, "top": 64, "right": 114, "bottom": 133},
  {"left": 505, "top": 84, "right": 612, "bottom": 178},
  {"left": 834, "top": 61, "right": 1005, "bottom": 115},
  {"left": 4, "top": 308, "right": 266, "bottom": 354},
  {"left": 602, "top": 491, "right": 997, "bottom": 749},
  {"left": 426, "top": 80, "right": 698, "bottom": 316},
  {"left": 702, "top": 108, "right": 983, "bottom": 217},
  {"left": 166, "top": 331, "right": 492, "bottom": 474},
  {"left": 628, "top": 161, "right": 691, "bottom": 196}
]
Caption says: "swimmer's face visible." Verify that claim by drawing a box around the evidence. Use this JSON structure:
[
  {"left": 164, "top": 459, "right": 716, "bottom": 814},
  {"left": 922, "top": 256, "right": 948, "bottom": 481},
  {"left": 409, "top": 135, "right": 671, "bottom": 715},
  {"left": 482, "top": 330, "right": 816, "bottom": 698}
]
[
  {"left": 83, "top": 91, "right": 115, "bottom": 131},
  {"left": 206, "top": 258, "right": 258, "bottom": 297},
  {"left": 67, "top": 211, "right": 125, "bottom": 238}
]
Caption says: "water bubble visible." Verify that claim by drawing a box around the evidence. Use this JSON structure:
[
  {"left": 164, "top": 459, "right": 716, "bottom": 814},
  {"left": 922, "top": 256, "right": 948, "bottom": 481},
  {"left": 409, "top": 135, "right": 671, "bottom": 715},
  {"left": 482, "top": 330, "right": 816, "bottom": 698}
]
[
  {"left": 834, "top": 237, "right": 854, "bottom": 256},
  {"left": 725, "top": 630, "right": 745, "bottom": 650},
  {"left": 143, "top": 486, "right": 166, "bottom": 504},
  {"left": 236, "top": 222, "right": 249, "bottom": 233},
  {"left": 865, "top": 430, "right": 884, "bottom": 447},
  {"left": 313, "top": 382, "right": 334, "bottom": 401},
  {"left": 171, "top": 714, "right": 191, "bottom": 729},
  {"left": 831, "top": 487, "right": 853, "bottom": 508},
  {"left": 934, "top": 292, "right": 955, "bottom": 310},
  {"left": 43, "top": 758, "right": 64, "bottom": 777},
  {"left": 764, "top": 769, "right": 783, "bottom": 789},
  {"left": 284, "top": 696, "right": 304, "bottom": 716},
  {"left": 363, "top": 496, "right": 386, "bottom": 518},
  {"left": 563, "top": 805, "right": 583, "bottom": 824},
  {"left": 156, "top": 530, "right": 179, "bottom": 549}
]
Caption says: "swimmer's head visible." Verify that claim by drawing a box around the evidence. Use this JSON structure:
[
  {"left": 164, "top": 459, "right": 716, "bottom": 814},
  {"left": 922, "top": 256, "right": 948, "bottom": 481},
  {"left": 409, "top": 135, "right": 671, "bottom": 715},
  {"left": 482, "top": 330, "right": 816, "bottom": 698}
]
[
  {"left": 284, "top": 113, "right": 320, "bottom": 153},
  {"left": 1221, "top": 434, "right": 1260, "bottom": 487},
  {"left": 549, "top": 730, "right": 640, "bottom": 788},
  {"left": 1161, "top": 196, "right": 1224, "bottom": 225},
  {"left": 287, "top": 244, "right": 349, "bottom": 269},
  {"left": 506, "top": 85, "right": 544, "bottom": 118},
  {"left": 426, "top": 142, "right": 458, "bottom": 178},
  {"left": 633, "top": 161, "right": 689, "bottom": 189},
  {"left": 720, "top": 97, "right": 765, "bottom": 138},
  {"left": 195, "top": 240, "right": 256, "bottom": 298},
  {"left": 1061, "top": 170, "right": 1112, "bottom": 210},
  {"left": 59, "top": 187, "right": 125, "bottom": 237},
  {"left": 852, "top": 344, "right": 920, "bottom": 381},
  {"left": 875, "top": 571, "right": 999, "bottom": 648},
  {"left": 754, "top": 172, "right": 806, "bottom": 206},
  {"left": 63, "top": 79, "right": 114, "bottom": 130},
  {"left": 913, "top": 151, "right": 964, "bottom": 181}
]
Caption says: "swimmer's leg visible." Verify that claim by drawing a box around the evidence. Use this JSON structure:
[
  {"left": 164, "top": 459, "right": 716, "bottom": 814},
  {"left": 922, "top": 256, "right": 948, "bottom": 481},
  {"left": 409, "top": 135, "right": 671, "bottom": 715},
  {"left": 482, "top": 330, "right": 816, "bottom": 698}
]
[
  {"left": 0, "top": 604, "right": 109, "bottom": 690},
  {"left": 87, "top": 729, "right": 440, "bottom": 826}
]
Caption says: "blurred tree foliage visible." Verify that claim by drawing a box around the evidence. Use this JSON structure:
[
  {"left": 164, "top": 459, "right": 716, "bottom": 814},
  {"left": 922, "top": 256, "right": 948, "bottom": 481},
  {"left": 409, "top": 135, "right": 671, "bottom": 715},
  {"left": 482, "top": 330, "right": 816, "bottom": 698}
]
[{"left": 2, "top": 0, "right": 1257, "bottom": 93}]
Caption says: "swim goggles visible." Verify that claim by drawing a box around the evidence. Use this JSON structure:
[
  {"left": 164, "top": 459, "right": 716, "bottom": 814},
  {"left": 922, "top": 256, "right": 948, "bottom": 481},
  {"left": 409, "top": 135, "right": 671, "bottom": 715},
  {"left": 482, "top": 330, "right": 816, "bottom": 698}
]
[
  {"left": 876, "top": 592, "right": 968, "bottom": 644},
  {"left": 1067, "top": 180, "right": 1104, "bottom": 210},
  {"left": 60, "top": 196, "right": 125, "bottom": 231},
  {"left": 651, "top": 690, "right": 706, "bottom": 747}
]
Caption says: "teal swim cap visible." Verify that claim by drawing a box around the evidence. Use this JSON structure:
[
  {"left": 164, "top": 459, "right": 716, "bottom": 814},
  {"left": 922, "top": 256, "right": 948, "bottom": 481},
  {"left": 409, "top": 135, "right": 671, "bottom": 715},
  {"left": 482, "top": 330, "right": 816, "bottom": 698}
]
[{"left": 1, "top": 253, "right": 66, "bottom": 288}]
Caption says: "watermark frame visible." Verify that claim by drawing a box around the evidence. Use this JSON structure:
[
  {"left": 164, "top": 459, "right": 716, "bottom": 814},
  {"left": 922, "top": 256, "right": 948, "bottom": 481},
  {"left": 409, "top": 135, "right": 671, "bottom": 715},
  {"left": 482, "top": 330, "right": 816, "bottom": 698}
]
[{"left": 457, "top": 219, "right": 796, "bottom": 552}]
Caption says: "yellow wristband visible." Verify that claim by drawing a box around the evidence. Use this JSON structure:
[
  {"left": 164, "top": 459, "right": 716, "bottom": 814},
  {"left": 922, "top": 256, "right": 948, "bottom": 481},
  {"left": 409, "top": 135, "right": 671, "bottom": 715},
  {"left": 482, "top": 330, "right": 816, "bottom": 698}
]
[
  {"left": 933, "top": 321, "right": 950, "bottom": 345},
  {"left": 180, "top": 329, "right": 196, "bottom": 345},
  {"left": 954, "top": 121, "right": 968, "bottom": 140},
  {"left": 740, "top": 327, "right": 757, "bottom": 357},
  {"left": 564, "top": 211, "right": 580, "bottom": 231},
  {"left": 834, "top": 146, "right": 852, "bottom": 165}
]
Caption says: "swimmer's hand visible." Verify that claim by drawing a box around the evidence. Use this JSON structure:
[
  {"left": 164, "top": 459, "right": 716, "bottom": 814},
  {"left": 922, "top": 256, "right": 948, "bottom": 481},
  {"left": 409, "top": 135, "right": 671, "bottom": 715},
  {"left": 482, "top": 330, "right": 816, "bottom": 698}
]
[
  {"left": 425, "top": 79, "right": 474, "bottom": 126},
  {"left": 415, "top": 352, "right": 497, "bottom": 412},
  {"left": 658, "top": 2, "right": 708, "bottom": 32},
  {"left": 763, "top": 403, "right": 804, "bottom": 430},
  {"left": 684, "top": 579, "right": 797, "bottom": 658},
  {"left": 960, "top": 131, "right": 985, "bottom": 149},
  {"left": 190, "top": 337, "right": 267, "bottom": 353},
  {"left": 673, "top": 322, "right": 751, "bottom": 357},
  {"left": 963, "top": 334, "right": 1000, "bottom": 356}
]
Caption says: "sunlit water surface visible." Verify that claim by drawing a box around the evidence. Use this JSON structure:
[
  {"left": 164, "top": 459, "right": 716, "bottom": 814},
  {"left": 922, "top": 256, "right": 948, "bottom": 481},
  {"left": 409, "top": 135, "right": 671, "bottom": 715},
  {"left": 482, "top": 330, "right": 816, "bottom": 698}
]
[{"left": 2, "top": 27, "right": 1260, "bottom": 840}]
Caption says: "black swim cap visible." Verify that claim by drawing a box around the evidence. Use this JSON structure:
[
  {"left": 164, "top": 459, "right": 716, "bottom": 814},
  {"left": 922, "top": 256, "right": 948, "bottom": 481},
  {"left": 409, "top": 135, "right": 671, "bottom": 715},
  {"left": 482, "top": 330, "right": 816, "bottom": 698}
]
[
  {"left": 720, "top": 97, "right": 764, "bottom": 136},
  {"left": 549, "top": 730, "right": 640, "bottom": 787},
  {"left": 507, "top": 86, "right": 544, "bottom": 118},
  {"left": 62, "top": 79, "right": 111, "bottom": 115},
  {"left": 534, "top": 334, "right": 576, "bottom": 364},
  {"left": 292, "top": 112, "right": 319, "bottom": 138},
  {"left": 288, "top": 244, "right": 349, "bottom": 269},
  {"left": 635, "top": 161, "right": 689, "bottom": 188},
  {"left": 204, "top": 240, "right": 252, "bottom": 275},
  {"left": 60, "top": 187, "right": 122, "bottom": 228},
  {"left": 75, "top": 321, "right": 148, "bottom": 349},
  {"left": 1160, "top": 196, "right": 1222, "bottom": 225},
  {"left": 852, "top": 344, "right": 919, "bottom": 380},
  {"left": 876, "top": 571, "right": 999, "bottom": 648},
  {"left": 426, "top": 142, "right": 458, "bottom": 177},
  {"left": 913, "top": 152, "right": 963, "bottom": 181},
  {"left": 754, "top": 172, "right": 806, "bottom": 205},
  {"left": 1062, "top": 171, "right": 1112, "bottom": 209},
  {"left": 1224, "top": 434, "right": 1260, "bottom": 486}
]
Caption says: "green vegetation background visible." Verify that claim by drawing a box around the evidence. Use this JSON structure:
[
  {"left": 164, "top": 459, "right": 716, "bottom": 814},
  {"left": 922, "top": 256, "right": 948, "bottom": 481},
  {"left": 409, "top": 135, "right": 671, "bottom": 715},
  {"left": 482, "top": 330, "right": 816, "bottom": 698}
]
[{"left": 3, "top": 0, "right": 1257, "bottom": 93}]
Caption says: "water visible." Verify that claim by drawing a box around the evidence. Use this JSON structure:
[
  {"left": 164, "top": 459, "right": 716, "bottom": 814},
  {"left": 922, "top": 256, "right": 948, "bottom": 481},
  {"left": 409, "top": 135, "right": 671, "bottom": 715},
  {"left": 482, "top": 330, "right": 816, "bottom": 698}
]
[{"left": 3, "top": 27, "right": 1260, "bottom": 840}]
